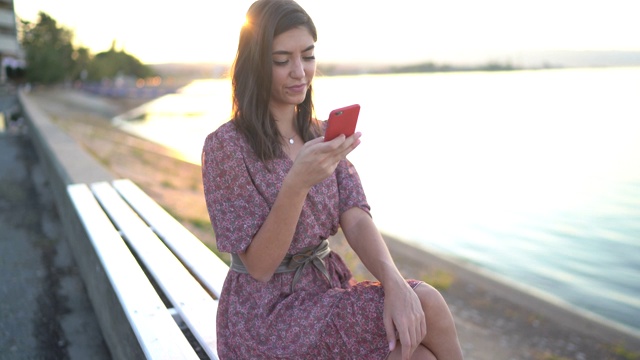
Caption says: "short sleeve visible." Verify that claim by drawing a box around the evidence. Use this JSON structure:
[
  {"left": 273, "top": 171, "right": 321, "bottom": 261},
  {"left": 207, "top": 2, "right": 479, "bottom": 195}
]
[
  {"left": 201, "top": 124, "right": 270, "bottom": 253},
  {"left": 335, "top": 158, "right": 371, "bottom": 216}
]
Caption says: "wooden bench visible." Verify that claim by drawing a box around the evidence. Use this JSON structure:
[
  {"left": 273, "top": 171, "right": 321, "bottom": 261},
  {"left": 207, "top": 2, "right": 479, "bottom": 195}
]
[{"left": 67, "top": 179, "right": 229, "bottom": 359}]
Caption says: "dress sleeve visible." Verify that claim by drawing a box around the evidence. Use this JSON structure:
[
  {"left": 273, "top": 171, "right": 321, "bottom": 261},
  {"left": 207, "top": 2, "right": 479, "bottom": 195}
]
[
  {"left": 335, "top": 158, "right": 371, "bottom": 217},
  {"left": 201, "top": 128, "right": 269, "bottom": 253},
  {"left": 320, "top": 119, "right": 371, "bottom": 216}
]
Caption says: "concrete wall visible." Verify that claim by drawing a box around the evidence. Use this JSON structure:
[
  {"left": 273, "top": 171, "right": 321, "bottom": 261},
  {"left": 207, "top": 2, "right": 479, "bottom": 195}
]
[{"left": 18, "top": 90, "right": 148, "bottom": 360}]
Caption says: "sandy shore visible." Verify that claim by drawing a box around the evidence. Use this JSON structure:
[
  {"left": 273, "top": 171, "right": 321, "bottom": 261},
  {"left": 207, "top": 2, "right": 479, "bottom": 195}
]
[{"left": 26, "top": 87, "right": 640, "bottom": 359}]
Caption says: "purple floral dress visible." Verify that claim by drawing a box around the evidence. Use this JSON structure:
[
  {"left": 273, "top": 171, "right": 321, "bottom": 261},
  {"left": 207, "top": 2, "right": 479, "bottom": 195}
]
[{"left": 202, "top": 121, "right": 418, "bottom": 359}]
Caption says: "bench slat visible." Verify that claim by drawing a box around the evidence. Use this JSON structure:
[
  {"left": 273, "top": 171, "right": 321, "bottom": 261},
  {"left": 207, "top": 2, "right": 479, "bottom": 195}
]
[
  {"left": 90, "top": 182, "right": 219, "bottom": 360},
  {"left": 112, "top": 179, "right": 229, "bottom": 299},
  {"left": 67, "top": 184, "right": 199, "bottom": 360}
]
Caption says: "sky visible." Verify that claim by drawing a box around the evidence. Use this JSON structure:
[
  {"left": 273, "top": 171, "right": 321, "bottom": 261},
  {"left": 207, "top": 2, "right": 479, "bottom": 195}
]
[{"left": 13, "top": 0, "right": 640, "bottom": 66}]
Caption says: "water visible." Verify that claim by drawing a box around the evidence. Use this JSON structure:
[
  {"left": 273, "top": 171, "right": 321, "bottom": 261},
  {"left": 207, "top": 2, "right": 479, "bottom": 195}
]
[{"left": 114, "top": 67, "right": 640, "bottom": 332}]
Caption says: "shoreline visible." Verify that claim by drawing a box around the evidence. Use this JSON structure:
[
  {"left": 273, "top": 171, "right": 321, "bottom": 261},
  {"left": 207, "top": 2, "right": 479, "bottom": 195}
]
[
  {"left": 384, "top": 233, "right": 640, "bottom": 344},
  {"left": 26, "top": 87, "right": 640, "bottom": 359}
]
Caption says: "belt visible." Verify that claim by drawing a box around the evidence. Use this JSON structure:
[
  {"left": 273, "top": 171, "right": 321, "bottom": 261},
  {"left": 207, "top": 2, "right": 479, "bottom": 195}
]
[{"left": 230, "top": 239, "right": 332, "bottom": 292}]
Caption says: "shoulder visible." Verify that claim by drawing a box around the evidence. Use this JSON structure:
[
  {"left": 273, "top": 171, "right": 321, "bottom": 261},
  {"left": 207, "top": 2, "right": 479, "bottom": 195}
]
[
  {"left": 206, "top": 121, "right": 239, "bottom": 142},
  {"left": 202, "top": 121, "right": 251, "bottom": 172},
  {"left": 203, "top": 121, "right": 248, "bottom": 163},
  {"left": 204, "top": 121, "right": 245, "bottom": 149}
]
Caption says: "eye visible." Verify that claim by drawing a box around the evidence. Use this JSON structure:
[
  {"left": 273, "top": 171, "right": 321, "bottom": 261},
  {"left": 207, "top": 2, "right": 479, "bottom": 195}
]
[
  {"left": 273, "top": 59, "right": 288, "bottom": 66},
  {"left": 303, "top": 55, "right": 316, "bottom": 61}
]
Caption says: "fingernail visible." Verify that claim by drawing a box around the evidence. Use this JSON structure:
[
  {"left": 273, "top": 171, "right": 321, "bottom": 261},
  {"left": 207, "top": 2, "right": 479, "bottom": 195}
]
[{"left": 388, "top": 341, "right": 394, "bottom": 351}]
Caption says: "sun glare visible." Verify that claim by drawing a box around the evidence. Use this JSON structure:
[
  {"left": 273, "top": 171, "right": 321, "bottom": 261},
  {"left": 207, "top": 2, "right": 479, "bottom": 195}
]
[
  {"left": 13, "top": 0, "right": 640, "bottom": 65},
  {"left": 14, "top": 0, "right": 254, "bottom": 64}
]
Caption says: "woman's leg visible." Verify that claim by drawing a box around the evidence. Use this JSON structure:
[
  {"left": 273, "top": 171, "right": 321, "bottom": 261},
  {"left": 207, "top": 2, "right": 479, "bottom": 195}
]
[
  {"left": 388, "top": 344, "right": 437, "bottom": 360},
  {"left": 414, "top": 283, "right": 464, "bottom": 359}
]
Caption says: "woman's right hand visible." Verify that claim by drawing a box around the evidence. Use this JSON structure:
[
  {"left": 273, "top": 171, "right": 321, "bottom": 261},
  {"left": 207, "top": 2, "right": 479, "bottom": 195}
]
[{"left": 286, "top": 132, "right": 362, "bottom": 190}]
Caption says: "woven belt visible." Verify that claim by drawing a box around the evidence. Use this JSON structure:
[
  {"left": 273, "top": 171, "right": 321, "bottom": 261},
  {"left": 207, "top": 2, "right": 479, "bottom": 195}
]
[{"left": 230, "top": 239, "right": 332, "bottom": 292}]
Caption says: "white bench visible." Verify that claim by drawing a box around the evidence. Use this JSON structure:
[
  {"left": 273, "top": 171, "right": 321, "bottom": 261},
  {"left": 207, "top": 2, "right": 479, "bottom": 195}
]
[{"left": 67, "top": 179, "right": 229, "bottom": 359}]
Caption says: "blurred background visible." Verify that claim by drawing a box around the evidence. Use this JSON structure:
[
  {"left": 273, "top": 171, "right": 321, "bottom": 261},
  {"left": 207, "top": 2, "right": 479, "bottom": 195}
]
[
  {"left": 12, "top": 0, "right": 640, "bottom": 68},
  {"left": 8, "top": 0, "right": 640, "bottom": 335}
]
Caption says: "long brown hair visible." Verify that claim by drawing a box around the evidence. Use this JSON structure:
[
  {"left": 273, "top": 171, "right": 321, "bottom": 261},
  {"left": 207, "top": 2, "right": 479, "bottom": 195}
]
[{"left": 231, "top": 0, "right": 321, "bottom": 162}]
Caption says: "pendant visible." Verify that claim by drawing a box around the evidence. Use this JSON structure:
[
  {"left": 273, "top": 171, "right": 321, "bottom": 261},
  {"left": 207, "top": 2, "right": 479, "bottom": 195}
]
[{"left": 289, "top": 137, "right": 294, "bottom": 145}]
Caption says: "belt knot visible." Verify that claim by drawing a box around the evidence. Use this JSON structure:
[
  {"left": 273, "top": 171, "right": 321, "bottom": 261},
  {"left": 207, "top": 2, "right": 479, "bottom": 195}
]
[
  {"left": 230, "top": 239, "right": 332, "bottom": 292},
  {"left": 286, "top": 240, "right": 331, "bottom": 292}
]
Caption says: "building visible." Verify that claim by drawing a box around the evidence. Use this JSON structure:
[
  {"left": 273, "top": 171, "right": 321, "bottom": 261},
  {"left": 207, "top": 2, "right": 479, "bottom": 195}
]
[{"left": 0, "top": 0, "right": 23, "bottom": 83}]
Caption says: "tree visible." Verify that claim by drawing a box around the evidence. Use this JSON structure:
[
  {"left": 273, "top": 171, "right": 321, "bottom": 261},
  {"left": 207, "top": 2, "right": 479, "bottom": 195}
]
[
  {"left": 19, "top": 12, "right": 156, "bottom": 85},
  {"left": 71, "top": 46, "right": 92, "bottom": 81},
  {"left": 86, "top": 41, "right": 156, "bottom": 82},
  {"left": 19, "top": 12, "right": 75, "bottom": 84}
]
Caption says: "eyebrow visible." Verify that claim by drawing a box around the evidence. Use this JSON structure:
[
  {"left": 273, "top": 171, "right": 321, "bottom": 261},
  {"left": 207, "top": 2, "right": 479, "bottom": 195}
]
[{"left": 272, "top": 44, "right": 315, "bottom": 55}]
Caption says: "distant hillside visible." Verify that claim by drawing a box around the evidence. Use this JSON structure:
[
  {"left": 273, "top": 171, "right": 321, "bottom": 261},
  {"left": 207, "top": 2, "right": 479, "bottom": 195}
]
[
  {"left": 515, "top": 50, "right": 640, "bottom": 68},
  {"left": 148, "top": 62, "right": 230, "bottom": 80},
  {"left": 146, "top": 50, "right": 640, "bottom": 80}
]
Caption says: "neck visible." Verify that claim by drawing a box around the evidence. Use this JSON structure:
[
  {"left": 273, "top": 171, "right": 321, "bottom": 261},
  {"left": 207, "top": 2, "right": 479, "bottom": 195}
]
[{"left": 270, "top": 103, "right": 297, "bottom": 136}]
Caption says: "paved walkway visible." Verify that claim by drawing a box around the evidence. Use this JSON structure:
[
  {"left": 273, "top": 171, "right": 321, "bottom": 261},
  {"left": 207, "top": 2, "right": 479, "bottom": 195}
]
[{"left": 0, "top": 123, "right": 110, "bottom": 359}]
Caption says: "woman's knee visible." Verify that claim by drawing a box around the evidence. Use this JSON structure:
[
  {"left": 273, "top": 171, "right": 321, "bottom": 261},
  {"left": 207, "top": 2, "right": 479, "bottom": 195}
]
[
  {"left": 414, "top": 282, "right": 450, "bottom": 317},
  {"left": 387, "top": 344, "right": 436, "bottom": 360}
]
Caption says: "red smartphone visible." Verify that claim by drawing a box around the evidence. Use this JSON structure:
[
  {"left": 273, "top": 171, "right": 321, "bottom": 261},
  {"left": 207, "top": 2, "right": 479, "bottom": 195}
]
[{"left": 324, "top": 104, "right": 360, "bottom": 141}]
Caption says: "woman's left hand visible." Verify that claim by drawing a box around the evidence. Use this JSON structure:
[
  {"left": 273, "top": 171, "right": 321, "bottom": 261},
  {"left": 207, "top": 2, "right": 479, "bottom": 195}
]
[
  {"left": 383, "top": 281, "right": 427, "bottom": 360},
  {"left": 286, "top": 132, "right": 362, "bottom": 190}
]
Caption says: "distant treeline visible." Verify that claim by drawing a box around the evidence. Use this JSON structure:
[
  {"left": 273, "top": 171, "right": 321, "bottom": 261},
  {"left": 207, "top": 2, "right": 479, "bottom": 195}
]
[
  {"left": 388, "top": 61, "right": 517, "bottom": 73},
  {"left": 318, "top": 61, "right": 519, "bottom": 76},
  {"left": 156, "top": 50, "right": 640, "bottom": 80},
  {"left": 153, "top": 60, "right": 520, "bottom": 80}
]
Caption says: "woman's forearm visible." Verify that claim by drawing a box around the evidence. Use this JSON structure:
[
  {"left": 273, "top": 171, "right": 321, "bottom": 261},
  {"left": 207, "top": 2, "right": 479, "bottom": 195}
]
[
  {"left": 239, "top": 175, "right": 310, "bottom": 282},
  {"left": 340, "top": 208, "right": 406, "bottom": 289}
]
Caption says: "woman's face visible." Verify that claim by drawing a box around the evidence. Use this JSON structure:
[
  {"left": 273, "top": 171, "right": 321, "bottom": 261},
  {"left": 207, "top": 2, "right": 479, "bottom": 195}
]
[{"left": 269, "top": 26, "right": 316, "bottom": 109}]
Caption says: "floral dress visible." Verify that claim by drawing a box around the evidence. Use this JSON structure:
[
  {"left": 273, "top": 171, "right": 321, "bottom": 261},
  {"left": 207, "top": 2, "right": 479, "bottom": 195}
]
[{"left": 202, "top": 121, "right": 418, "bottom": 359}]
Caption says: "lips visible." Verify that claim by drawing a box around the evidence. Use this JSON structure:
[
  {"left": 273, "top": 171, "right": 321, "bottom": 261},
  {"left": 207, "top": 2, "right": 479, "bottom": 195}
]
[{"left": 287, "top": 84, "right": 307, "bottom": 93}]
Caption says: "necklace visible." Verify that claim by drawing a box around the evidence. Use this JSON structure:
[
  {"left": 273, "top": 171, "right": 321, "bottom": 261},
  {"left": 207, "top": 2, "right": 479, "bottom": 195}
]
[{"left": 288, "top": 137, "right": 294, "bottom": 145}]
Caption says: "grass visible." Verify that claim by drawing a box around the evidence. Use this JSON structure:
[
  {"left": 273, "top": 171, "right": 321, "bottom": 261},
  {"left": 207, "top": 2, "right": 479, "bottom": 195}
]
[
  {"left": 188, "top": 217, "right": 211, "bottom": 231},
  {"left": 609, "top": 343, "right": 640, "bottom": 360},
  {"left": 130, "top": 147, "right": 147, "bottom": 162},
  {"left": 160, "top": 180, "right": 175, "bottom": 189},
  {"left": 535, "top": 343, "right": 640, "bottom": 360},
  {"left": 536, "top": 354, "right": 571, "bottom": 360},
  {"left": 190, "top": 181, "right": 201, "bottom": 191},
  {"left": 419, "top": 270, "right": 454, "bottom": 290}
]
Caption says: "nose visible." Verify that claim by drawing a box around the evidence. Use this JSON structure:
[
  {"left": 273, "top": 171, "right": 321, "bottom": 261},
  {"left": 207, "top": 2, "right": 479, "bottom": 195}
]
[{"left": 290, "top": 58, "right": 305, "bottom": 79}]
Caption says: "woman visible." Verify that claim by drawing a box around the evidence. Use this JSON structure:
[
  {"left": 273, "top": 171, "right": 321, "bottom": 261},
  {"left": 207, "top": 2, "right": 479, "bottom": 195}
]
[{"left": 202, "top": 0, "right": 463, "bottom": 359}]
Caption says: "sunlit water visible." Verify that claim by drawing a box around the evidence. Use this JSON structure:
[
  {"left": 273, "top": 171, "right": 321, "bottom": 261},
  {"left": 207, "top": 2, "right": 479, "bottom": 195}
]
[{"left": 114, "top": 67, "right": 640, "bottom": 332}]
